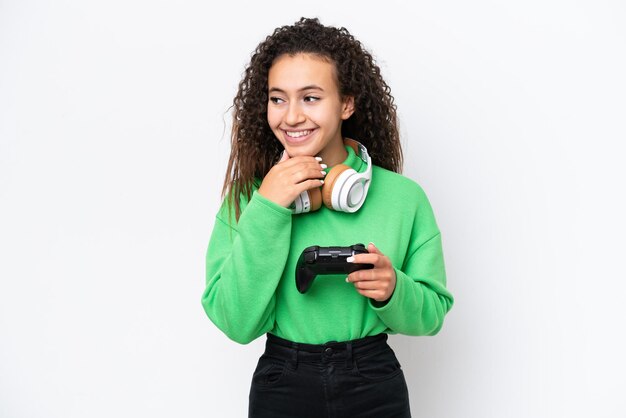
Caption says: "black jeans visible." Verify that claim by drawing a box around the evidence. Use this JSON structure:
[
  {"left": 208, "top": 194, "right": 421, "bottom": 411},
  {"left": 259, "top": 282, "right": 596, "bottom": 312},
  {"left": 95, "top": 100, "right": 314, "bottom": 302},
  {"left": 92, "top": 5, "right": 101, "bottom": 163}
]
[{"left": 249, "top": 333, "right": 411, "bottom": 418}]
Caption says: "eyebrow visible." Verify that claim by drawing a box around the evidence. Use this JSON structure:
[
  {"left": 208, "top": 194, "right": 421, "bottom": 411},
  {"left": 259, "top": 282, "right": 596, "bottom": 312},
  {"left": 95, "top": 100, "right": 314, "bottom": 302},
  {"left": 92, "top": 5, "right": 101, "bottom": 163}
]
[{"left": 268, "top": 85, "right": 325, "bottom": 93}]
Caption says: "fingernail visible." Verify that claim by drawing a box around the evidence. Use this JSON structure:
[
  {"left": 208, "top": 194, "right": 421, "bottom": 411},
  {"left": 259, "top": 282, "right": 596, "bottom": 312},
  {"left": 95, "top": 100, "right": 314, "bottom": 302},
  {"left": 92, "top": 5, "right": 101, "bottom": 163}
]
[
  {"left": 369, "top": 242, "right": 375, "bottom": 247},
  {"left": 315, "top": 157, "right": 323, "bottom": 161},
  {"left": 321, "top": 171, "right": 327, "bottom": 176},
  {"left": 320, "top": 179, "right": 324, "bottom": 184},
  {"left": 345, "top": 277, "right": 350, "bottom": 282},
  {"left": 346, "top": 256, "right": 354, "bottom": 263},
  {"left": 320, "top": 164, "right": 327, "bottom": 169}
]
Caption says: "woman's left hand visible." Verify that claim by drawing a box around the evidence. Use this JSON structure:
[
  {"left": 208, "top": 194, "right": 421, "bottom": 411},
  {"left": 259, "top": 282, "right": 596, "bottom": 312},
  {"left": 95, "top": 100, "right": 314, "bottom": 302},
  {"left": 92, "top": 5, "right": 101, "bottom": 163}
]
[{"left": 346, "top": 243, "right": 397, "bottom": 303}]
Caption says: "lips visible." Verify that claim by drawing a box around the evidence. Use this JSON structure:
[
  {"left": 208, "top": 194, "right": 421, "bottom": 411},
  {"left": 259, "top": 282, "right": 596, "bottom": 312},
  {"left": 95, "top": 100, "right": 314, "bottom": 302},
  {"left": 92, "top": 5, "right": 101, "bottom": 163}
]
[{"left": 282, "top": 128, "right": 317, "bottom": 144}]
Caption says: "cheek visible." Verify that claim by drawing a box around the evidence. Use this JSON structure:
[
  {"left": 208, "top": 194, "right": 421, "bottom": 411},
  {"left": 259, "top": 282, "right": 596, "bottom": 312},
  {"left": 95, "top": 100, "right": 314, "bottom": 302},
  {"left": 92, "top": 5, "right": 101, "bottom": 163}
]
[
  {"left": 267, "top": 107, "right": 282, "bottom": 128},
  {"left": 309, "top": 105, "right": 340, "bottom": 126}
]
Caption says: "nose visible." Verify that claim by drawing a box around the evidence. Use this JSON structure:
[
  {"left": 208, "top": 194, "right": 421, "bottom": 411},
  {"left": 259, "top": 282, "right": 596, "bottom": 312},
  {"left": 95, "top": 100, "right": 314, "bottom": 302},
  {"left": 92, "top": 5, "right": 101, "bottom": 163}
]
[{"left": 285, "top": 102, "right": 306, "bottom": 125}]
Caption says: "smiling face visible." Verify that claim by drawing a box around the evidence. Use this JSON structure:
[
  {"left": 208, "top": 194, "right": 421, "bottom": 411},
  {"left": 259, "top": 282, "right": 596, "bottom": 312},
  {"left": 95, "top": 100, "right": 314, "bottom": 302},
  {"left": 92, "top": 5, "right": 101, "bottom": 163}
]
[{"left": 267, "top": 53, "right": 355, "bottom": 167}]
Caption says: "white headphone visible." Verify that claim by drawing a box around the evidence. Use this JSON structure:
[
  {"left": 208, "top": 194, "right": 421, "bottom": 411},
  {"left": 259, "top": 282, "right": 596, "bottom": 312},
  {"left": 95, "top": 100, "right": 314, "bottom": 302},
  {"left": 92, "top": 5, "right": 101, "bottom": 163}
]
[{"left": 291, "top": 138, "right": 372, "bottom": 214}]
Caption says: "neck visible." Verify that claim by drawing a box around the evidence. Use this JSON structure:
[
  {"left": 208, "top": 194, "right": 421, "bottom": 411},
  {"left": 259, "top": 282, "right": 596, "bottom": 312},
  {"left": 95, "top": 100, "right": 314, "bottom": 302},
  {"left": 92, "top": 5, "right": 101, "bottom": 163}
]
[{"left": 319, "top": 138, "right": 348, "bottom": 167}]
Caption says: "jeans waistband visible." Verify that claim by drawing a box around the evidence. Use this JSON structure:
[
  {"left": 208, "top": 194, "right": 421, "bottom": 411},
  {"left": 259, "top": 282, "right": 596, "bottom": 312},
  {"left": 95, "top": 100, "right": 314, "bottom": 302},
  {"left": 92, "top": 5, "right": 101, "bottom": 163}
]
[
  {"left": 267, "top": 333, "right": 387, "bottom": 352},
  {"left": 264, "top": 333, "right": 389, "bottom": 370}
]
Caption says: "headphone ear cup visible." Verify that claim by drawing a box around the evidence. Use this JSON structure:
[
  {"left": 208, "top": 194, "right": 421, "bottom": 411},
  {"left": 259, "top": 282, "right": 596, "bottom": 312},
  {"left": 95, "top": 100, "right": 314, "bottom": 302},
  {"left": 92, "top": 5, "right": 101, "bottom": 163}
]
[
  {"left": 322, "top": 164, "right": 352, "bottom": 209},
  {"left": 307, "top": 187, "right": 322, "bottom": 212}
]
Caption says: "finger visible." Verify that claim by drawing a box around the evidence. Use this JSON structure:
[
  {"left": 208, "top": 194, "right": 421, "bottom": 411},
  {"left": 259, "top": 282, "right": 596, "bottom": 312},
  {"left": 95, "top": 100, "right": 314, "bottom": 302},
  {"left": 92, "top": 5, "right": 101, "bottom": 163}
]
[
  {"left": 354, "top": 288, "right": 387, "bottom": 301},
  {"left": 346, "top": 253, "right": 383, "bottom": 267},
  {"left": 291, "top": 166, "right": 327, "bottom": 184},
  {"left": 351, "top": 279, "right": 380, "bottom": 290},
  {"left": 276, "top": 159, "right": 327, "bottom": 180},
  {"left": 367, "top": 242, "right": 382, "bottom": 255},
  {"left": 279, "top": 155, "right": 324, "bottom": 168},
  {"left": 347, "top": 268, "right": 380, "bottom": 282},
  {"left": 296, "top": 178, "right": 326, "bottom": 193}
]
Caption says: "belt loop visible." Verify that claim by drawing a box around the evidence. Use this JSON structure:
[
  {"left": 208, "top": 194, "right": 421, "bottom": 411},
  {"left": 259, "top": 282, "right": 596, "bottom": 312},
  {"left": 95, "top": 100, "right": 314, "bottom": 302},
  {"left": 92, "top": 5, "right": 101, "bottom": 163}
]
[
  {"left": 345, "top": 342, "right": 354, "bottom": 370},
  {"left": 290, "top": 342, "right": 299, "bottom": 371}
]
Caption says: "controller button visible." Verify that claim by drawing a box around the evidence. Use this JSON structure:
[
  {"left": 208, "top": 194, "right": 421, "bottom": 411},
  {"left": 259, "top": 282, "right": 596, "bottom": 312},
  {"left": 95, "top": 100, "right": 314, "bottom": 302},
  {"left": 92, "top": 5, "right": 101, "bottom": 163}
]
[{"left": 305, "top": 252, "right": 317, "bottom": 263}]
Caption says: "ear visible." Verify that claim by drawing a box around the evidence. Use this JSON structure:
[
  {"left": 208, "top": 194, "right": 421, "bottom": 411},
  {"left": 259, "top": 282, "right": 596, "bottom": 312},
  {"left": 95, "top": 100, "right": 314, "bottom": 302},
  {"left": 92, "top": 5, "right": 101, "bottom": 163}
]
[{"left": 341, "top": 96, "right": 355, "bottom": 120}]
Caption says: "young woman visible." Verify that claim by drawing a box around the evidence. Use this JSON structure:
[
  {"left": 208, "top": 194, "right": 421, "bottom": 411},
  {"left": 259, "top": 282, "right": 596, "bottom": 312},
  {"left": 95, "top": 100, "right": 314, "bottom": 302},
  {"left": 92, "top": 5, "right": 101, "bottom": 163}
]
[{"left": 202, "top": 17, "right": 454, "bottom": 418}]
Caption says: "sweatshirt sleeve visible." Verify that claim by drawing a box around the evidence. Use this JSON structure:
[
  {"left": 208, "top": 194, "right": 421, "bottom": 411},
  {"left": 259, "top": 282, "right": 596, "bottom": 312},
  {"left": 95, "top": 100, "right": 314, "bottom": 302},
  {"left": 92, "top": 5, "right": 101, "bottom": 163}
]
[
  {"left": 369, "top": 185, "right": 454, "bottom": 336},
  {"left": 201, "top": 190, "right": 292, "bottom": 344}
]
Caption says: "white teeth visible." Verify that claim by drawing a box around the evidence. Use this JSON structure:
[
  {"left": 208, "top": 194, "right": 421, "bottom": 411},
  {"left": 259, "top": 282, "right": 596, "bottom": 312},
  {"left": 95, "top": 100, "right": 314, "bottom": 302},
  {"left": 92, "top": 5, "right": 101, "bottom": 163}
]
[{"left": 285, "top": 130, "right": 312, "bottom": 138}]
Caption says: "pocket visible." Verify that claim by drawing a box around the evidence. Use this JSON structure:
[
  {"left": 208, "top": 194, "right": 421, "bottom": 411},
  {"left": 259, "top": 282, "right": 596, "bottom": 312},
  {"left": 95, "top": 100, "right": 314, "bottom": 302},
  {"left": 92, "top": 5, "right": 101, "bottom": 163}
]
[
  {"left": 353, "top": 346, "right": 403, "bottom": 382},
  {"left": 251, "top": 355, "right": 289, "bottom": 387}
]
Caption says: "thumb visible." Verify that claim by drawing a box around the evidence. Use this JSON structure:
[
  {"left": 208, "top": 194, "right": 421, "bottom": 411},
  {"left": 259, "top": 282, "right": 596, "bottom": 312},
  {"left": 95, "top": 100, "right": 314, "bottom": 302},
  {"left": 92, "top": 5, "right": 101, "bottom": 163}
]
[
  {"left": 278, "top": 149, "right": 290, "bottom": 163},
  {"left": 367, "top": 242, "right": 381, "bottom": 254}
]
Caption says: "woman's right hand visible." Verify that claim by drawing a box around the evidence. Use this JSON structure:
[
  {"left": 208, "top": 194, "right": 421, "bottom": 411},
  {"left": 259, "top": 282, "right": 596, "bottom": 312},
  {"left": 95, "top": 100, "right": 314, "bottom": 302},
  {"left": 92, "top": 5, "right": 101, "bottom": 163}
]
[{"left": 258, "top": 151, "right": 327, "bottom": 208}]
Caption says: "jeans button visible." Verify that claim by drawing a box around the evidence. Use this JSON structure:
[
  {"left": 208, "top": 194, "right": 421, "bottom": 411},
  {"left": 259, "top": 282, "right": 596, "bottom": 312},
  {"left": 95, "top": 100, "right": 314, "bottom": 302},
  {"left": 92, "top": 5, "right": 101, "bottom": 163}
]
[{"left": 324, "top": 347, "right": 333, "bottom": 356}]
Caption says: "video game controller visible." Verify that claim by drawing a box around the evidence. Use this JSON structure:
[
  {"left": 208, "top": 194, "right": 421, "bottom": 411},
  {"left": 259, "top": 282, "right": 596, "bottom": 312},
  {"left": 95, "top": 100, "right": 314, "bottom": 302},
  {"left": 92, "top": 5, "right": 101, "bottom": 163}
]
[{"left": 295, "top": 243, "right": 375, "bottom": 293}]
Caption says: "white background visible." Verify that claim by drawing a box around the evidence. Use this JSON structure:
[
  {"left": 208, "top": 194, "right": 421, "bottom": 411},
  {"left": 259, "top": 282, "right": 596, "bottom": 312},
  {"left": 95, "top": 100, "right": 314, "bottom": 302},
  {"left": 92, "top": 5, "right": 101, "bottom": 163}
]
[{"left": 1, "top": 1, "right": 625, "bottom": 417}]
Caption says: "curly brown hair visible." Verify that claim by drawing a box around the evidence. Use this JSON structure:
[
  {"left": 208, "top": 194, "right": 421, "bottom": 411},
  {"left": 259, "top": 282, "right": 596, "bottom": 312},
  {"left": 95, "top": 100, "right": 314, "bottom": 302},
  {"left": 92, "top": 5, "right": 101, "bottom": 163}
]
[{"left": 221, "top": 17, "right": 402, "bottom": 222}]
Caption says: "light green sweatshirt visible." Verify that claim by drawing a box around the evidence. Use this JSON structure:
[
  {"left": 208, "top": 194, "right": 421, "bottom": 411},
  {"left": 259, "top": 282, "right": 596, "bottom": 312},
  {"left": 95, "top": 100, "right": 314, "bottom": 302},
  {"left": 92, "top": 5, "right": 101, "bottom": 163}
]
[{"left": 202, "top": 145, "right": 454, "bottom": 344}]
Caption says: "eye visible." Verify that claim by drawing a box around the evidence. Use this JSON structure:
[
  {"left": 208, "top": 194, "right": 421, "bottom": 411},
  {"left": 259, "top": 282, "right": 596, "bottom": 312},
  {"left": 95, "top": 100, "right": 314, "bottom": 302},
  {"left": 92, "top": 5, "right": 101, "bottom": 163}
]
[
  {"left": 269, "top": 97, "right": 285, "bottom": 104},
  {"left": 304, "top": 96, "right": 320, "bottom": 103}
]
